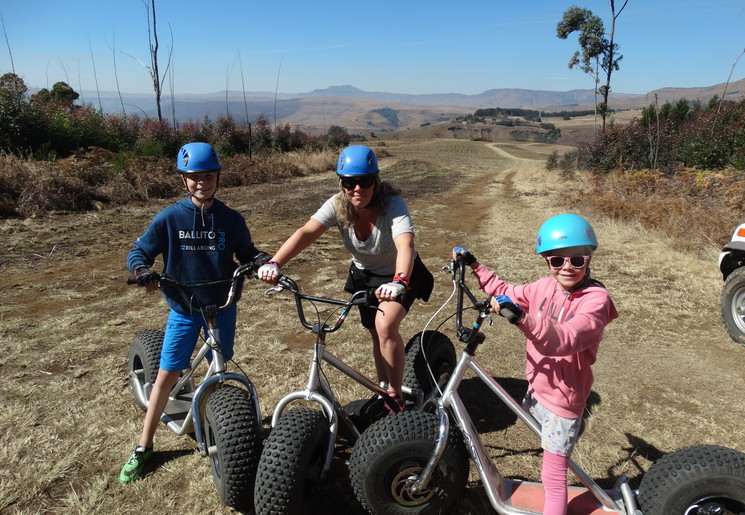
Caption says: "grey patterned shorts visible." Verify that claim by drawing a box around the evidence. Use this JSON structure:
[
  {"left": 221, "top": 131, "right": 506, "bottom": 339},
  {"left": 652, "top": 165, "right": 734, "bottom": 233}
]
[{"left": 523, "top": 393, "right": 582, "bottom": 457}]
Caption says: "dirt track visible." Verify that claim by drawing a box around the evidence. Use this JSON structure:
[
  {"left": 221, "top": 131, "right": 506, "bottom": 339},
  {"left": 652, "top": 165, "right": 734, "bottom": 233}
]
[{"left": 1, "top": 139, "right": 744, "bottom": 513}]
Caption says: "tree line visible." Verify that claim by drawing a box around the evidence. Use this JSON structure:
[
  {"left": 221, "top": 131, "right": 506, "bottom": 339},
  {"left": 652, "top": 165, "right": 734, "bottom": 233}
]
[
  {"left": 0, "top": 73, "right": 352, "bottom": 161},
  {"left": 546, "top": 96, "right": 745, "bottom": 174}
]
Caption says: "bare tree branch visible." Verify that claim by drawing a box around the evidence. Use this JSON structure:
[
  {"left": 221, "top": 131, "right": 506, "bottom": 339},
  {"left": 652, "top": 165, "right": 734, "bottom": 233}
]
[
  {"left": 1, "top": 13, "right": 15, "bottom": 74},
  {"left": 237, "top": 49, "right": 252, "bottom": 158},
  {"left": 713, "top": 47, "right": 745, "bottom": 131},
  {"left": 274, "top": 56, "right": 283, "bottom": 126},
  {"left": 89, "top": 38, "right": 103, "bottom": 112},
  {"left": 108, "top": 32, "right": 127, "bottom": 118}
]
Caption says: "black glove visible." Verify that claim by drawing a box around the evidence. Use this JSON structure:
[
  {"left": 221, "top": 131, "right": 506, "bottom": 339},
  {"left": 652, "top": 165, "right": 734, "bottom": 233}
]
[
  {"left": 494, "top": 295, "right": 524, "bottom": 325},
  {"left": 251, "top": 252, "right": 272, "bottom": 268},
  {"left": 133, "top": 266, "right": 160, "bottom": 286},
  {"left": 453, "top": 246, "right": 477, "bottom": 266}
]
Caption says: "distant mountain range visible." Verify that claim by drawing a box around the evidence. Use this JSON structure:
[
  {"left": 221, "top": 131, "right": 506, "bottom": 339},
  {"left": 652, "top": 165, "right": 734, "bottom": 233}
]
[{"left": 79, "top": 78, "right": 745, "bottom": 134}]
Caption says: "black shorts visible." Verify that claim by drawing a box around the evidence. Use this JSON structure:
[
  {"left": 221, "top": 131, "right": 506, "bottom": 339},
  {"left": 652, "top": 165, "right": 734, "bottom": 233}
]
[{"left": 344, "top": 254, "right": 434, "bottom": 329}]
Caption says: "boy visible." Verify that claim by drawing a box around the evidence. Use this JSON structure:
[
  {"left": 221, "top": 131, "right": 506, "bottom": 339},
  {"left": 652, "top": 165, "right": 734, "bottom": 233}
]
[{"left": 120, "top": 142, "right": 268, "bottom": 483}]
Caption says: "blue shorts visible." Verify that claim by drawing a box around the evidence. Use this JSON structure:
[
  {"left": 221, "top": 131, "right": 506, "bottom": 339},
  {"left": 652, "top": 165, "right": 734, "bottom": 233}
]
[{"left": 160, "top": 305, "right": 237, "bottom": 371}]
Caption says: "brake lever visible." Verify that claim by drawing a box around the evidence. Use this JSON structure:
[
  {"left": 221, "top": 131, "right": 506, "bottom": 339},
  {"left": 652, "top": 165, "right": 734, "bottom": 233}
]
[{"left": 264, "top": 285, "right": 284, "bottom": 295}]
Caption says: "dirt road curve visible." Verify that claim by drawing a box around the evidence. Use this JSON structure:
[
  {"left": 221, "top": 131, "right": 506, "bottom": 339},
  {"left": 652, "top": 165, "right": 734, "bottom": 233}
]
[{"left": 1, "top": 139, "right": 743, "bottom": 513}]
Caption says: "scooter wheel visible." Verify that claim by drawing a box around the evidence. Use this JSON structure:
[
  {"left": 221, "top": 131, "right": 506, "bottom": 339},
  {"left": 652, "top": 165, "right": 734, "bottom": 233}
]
[
  {"left": 128, "top": 329, "right": 163, "bottom": 411},
  {"left": 349, "top": 410, "right": 468, "bottom": 515},
  {"left": 721, "top": 267, "right": 745, "bottom": 345},
  {"left": 254, "top": 407, "right": 330, "bottom": 515},
  {"left": 403, "top": 331, "right": 456, "bottom": 398},
  {"left": 204, "top": 385, "right": 263, "bottom": 512},
  {"left": 638, "top": 443, "right": 745, "bottom": 514}
]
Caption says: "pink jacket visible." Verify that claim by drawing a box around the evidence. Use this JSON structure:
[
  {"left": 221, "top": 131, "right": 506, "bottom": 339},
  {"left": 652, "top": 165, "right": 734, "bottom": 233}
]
[{"left": 473, "top": 265, "right": 618, "bottom": 419}]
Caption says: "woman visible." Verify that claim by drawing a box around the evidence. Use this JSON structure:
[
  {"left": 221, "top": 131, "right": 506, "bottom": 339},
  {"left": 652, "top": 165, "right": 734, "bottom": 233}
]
[{"left": 258, "top": 145, "right": 433, "bottom": 412}]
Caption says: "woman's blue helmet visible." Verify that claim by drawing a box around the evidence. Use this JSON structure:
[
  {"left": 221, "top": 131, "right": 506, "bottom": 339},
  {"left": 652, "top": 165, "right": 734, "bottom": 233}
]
[
  {"left": 336, "top": 145, "right": 379, "bottom": 177},
  {"left": 536, "top": 214, "right": 598, "bottom": 254},
  {"left": 177, "top": 142, "right": 221, "bottom": 174}
]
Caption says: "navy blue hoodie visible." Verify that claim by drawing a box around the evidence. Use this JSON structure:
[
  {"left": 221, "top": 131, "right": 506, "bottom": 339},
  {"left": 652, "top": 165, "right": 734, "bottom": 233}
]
[{"left": 127, "top": 198, "right": 265, "bottom": 314}]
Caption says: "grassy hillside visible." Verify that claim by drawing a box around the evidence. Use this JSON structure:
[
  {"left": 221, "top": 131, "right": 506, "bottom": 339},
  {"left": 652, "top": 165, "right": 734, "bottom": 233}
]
[{"left": 1, "top": 139, "right": 743, "bottom": 513}]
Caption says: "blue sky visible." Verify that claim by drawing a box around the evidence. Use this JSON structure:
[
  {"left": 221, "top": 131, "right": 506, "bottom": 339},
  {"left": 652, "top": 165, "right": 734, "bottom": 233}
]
[{"left": 1, "top": 1, "right": 744, "bottom": 97}]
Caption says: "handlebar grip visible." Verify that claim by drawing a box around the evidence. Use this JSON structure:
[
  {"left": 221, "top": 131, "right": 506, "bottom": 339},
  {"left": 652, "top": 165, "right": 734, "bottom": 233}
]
[
  {"left": 278, "top": 274, "right": 297, "bottom": 291},
  {"left": 500, "top": 307, "right": 519, "bottom": 325},
  {"left": 352, "top": 289, "right": 376, "bottom": 306}
]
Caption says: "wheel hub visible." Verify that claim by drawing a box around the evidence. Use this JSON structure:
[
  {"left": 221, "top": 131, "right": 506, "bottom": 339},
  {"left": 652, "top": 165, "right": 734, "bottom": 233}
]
[
  {"left": 734, "top": 290, "right": 745, "bottom": 331},
  {"left": 389, "top": 464, "right": 435, "bottom": 506},
  {"left": 685, "top": 498, "right": 745, "bottom": 515}
]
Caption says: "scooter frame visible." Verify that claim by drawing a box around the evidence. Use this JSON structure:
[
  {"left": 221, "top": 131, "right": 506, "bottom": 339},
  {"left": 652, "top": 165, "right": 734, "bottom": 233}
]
[
  {"left": 409, "top": 257, "right": 641, "bottom": 514},
  {"left": 129, "top": 263, "right": 261, "bottom": 452},
  {"left": 265, "top": 274, "right": 427, "bottom": 468}
]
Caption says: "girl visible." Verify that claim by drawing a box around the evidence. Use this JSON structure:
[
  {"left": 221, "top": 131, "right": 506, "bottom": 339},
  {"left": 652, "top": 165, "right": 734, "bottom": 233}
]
[{"left": 455, "top": 213, "right": 618, "bottom": 515}]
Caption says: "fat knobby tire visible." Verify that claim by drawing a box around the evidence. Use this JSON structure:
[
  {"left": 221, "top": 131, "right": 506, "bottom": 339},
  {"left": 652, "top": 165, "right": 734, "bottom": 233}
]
[
  {"left": 204, "top": 385, "right": 263, "bottom": 512},
  {"left": 349, "top": 410, "right": 469, "bottom": 515},
  {"left": 720, "top": 267, "right": 745, "bottom": 345},
  {"left": 128, "top": 329, "right": 164, "bottom": 410},
  {"left": 638, "top": 443, "right": 745, "bottom": 514},
  {"left": 254, "top": 407, "right": 330, "bottom": 515},
  {"left": 403, "top": 331, "right": 456, "bottom": 397}
]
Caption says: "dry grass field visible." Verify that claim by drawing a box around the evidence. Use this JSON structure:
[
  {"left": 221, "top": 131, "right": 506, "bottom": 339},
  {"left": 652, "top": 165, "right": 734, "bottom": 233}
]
[{"left": 1, "top": 137, "right": 744, "bottom": 514}]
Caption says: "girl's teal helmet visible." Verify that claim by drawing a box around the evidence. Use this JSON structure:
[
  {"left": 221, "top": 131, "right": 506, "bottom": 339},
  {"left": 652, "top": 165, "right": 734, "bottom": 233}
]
[
  {"left": 536, "top": 214, "right": 598, "bottom": 254},
  {"left": 336, "top": 145, "right": 379, "bottom": 177},
  {"left": 177, "top": 142, "right": 221, "bottom": 174}
]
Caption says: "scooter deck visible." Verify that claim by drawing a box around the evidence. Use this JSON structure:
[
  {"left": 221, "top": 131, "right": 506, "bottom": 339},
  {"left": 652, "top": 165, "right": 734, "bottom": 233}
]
[
  {"left": 504, "top": 479, "right": 623, "bottom": 514},
  {"left": 161, "top": 390, "right": 194, "bottom": 434}
]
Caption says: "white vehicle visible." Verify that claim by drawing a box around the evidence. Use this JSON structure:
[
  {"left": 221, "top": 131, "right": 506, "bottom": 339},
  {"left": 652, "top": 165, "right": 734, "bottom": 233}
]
[{"left": 719, "top": 223, "right": 745, "bottom": 344}]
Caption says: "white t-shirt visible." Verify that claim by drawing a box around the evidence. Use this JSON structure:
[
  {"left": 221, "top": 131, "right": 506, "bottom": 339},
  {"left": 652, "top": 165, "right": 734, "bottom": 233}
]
[{"left": 312, "top": 194, "right": 415, "bottom": 276}]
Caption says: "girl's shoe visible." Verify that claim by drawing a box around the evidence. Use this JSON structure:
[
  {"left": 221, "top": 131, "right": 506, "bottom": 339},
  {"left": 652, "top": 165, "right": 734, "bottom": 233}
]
[{"left": 384, "top": 391, "right": 406, "bottom": 414}]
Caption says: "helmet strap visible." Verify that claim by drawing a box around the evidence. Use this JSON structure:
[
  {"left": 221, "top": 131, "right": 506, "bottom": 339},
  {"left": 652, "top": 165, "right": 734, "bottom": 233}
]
[
  {"left": 182, "top": 181, "right": 213, "bottom": 228},
  {"left": 568, "top": 268, "right": 592, "bottom": 293},
  {"left": 182, "top": 174, "right": 216, "bottom": 204}
]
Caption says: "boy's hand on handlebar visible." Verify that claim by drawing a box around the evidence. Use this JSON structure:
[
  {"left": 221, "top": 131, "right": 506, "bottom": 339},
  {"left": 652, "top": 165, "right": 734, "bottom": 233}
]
[
  {"left": 492, "top": 295, "right": 524, "bottom": 325},
  {"left": 257, "top": 261, "right": 281, "bottom": 284},
  {"left": 376, "top": 281, "right": 406, "bottom": 301},
  {"left": 133, "top": 266, "right": 160, "bottom": 292},
  {"left": 453, "top": 246, "right": 478, "bottom": 267}
]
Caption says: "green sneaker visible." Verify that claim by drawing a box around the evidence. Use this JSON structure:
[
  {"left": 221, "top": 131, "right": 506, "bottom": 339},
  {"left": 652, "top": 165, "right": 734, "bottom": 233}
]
[{"left": 119, "top": 445, "right": 153, "bottom": 483}]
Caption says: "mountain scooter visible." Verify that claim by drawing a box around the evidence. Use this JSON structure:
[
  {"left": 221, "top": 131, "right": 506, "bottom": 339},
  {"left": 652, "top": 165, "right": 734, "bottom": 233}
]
[
  {"left": 127, "top": 263, "right": 263, "bottom": 512},
  {"left": 253, "top": 274, "right": 456, "bottom": 515},
  {"left": 349, "top": 254, "right": 745, "bottom": 514}
]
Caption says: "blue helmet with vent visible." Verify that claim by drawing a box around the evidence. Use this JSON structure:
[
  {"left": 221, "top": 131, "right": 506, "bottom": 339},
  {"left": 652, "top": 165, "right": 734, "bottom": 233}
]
[
  {"left": 536, "top": 214, "right": 598, "bottom": 254},
  {"left": 336, "top": 145, "right": 379, "bottom": 177},
  {"left": 177, "top": 142, "right": 221, "bottom": 174}
]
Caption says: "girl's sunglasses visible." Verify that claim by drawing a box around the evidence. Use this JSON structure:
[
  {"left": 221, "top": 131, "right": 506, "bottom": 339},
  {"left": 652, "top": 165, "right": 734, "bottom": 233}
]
[
  {"left": 341, "top": 176, "right": 376, "bottom": 190},
  {"left": 546, "top": 255, "right": 590, "bottom": 269}
]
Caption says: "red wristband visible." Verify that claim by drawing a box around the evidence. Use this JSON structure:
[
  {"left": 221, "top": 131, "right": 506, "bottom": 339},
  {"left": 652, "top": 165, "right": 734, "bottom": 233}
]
[{"left": 393, "top": 272, "right": 411, "bottom": 289}]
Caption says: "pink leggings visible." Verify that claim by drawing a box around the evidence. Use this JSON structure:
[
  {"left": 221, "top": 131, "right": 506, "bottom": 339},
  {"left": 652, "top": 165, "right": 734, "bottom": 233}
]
[{"left": 542, "top": 451, "right": 570, "bottom": 515}]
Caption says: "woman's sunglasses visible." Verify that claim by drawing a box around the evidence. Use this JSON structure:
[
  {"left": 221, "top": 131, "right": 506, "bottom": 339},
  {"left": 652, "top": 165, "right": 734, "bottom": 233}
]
[
  {"left": 341, "top": 176, "right": 376, "bottom": 190},
  {"left": 545, "top": 255, "right": 590, "bottom": 269}
]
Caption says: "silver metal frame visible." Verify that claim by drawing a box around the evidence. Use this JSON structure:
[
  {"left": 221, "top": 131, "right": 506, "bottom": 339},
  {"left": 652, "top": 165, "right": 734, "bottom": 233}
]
[
  {"left": 405, "top": 260, "right": 642, "bottom": 514},
  {"left": 266, "top": 278, "right": 424, "bottom": 477},
  {"left": 129, "top": 264, "right": 262, "bottom": 459}
]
